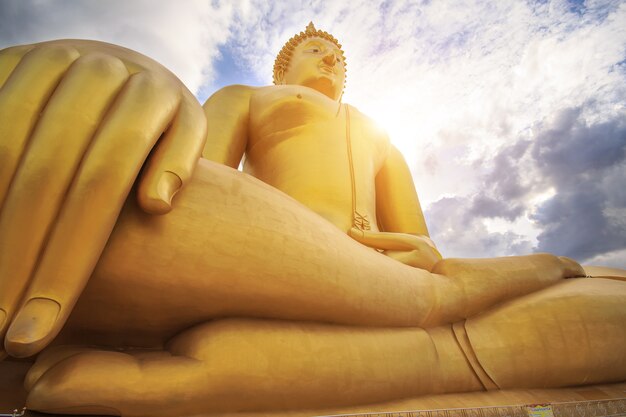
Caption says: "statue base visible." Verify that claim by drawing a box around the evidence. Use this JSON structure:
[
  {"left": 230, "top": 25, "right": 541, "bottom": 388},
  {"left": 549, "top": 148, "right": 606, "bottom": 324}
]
[{"left": 1, "top": 359, "right": 624, "bottom": 417}]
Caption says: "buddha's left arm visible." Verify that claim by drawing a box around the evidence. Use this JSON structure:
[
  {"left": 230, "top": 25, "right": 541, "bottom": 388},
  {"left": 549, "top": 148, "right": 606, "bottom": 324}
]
[
  {"left": 350, "top": 145, "right": 442, "bottom": 271},
  {"left": 375, "top": 145, "right": 430, "bottom": 237}
]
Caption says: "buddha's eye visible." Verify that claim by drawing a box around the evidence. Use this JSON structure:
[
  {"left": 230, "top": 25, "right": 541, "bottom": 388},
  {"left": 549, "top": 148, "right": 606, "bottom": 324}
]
[{"left": 306, "top": 47, "right": 321, "bottom": 53}]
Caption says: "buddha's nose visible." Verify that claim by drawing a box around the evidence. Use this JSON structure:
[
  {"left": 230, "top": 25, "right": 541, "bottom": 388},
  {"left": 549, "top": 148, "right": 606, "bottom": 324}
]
[{"left": 323, "top": 53, "right": 336, "bottom": 66}]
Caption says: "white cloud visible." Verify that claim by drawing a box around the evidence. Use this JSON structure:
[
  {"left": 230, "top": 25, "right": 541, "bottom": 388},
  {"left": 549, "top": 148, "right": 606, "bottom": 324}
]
[
  {"left": 0, "top": 0, "right": 235, "bottom": 93},
  {"left": 585, "top": 248, "right": 626, "bottom": 268}
]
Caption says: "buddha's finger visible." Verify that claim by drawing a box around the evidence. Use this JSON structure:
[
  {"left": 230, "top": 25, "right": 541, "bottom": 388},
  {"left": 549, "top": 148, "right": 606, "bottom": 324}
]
[
  {"left": 0, "top": 45, "right": 80, "bottom": 357},
  {"left": 25, "top": 345, "right": 174, "bottom": 391},
  {"left": 385, "top": 248, "right": 441, "bottom": 272},
  {"left": 25, "top": 345, "right": 99, "bottom": 391},
  {"left": 349, "top": 229, "right": 441, "bottom": 271},
  {"left": 0, "top": 54, "right": 129, "bottom": 351},
  {"left": 138, "top": 93, "right": 207, "bottom": 214},
  {"left": 0, "top": 44, "right": 80, "bottom": 206},
  {"left": 27, "top": 350, "right": 204, "bottom": 415},
  {"left": 4, "top": 72, "right": 181, "bottom": 358},
  {"left": 0, "top": 44, "right": 34, "bottom": 88},
  {"left": 349, "top": 227, "right": 439, "bottom": 255}
]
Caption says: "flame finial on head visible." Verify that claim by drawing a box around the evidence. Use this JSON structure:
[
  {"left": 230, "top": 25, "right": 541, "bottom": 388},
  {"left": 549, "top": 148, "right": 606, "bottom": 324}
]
[{"left": 273, "top": 21, "right": 347, "bottom": 85}]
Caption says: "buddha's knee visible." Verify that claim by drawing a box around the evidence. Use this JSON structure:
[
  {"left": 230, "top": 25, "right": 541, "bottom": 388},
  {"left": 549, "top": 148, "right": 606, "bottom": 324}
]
[{"left": 462, "top": 278, "right": 626, "bottom": 388}]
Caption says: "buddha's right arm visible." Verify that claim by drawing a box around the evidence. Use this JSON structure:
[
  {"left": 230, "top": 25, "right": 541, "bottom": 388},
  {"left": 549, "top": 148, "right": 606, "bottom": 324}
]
[
  {"left": 201, "top": 84, "right": 256, "bottom": 167},
  {"left": 0, "top": 40, "right": 207, "bottom": 358}
]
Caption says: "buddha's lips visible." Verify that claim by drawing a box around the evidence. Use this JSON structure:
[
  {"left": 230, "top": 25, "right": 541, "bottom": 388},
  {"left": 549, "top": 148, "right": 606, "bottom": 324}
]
[{"left": 319, "top": 65, "right": 336, "bottom": 74}]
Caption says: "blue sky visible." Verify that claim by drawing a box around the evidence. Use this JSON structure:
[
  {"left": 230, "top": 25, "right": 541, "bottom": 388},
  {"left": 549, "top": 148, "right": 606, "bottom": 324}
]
[{"left": 1, "top": 0, "right": 625, "bottom": 267}]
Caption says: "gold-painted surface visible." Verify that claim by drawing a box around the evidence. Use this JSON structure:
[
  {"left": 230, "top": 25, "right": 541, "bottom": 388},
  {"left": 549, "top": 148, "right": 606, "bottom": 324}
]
[
  {"left": 584, "top": 265, "right": 626, "bottom": 281},
  {"left": 451, "top": 321, "right": 499, "bottom": 391},
  {"left": 465, "top": 278, "right": 626, "bottom": 389},
  {"left": 0, "top": 24, "right": 624, "bottom": 416}
]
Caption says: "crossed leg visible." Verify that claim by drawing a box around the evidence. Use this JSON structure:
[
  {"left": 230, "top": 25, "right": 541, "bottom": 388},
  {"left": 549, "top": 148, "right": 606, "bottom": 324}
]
[
  {"left": 25, "top": 278, "right": 626, "bottom": 416},
  {"left": 56, "top": 159, "right": 584, "bottom": 348}
]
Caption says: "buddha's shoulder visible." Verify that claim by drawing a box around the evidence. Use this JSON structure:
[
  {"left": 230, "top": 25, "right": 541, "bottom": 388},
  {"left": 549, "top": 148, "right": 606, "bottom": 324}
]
[
  {"left": 203, "top": 84, "right": 260, "bottom": 115},
  {"left": 206, "top": 85, "right": 296, "bottom": 110},
  {"left": 205, "top": 84, "right": 259, "bottom": 102}
]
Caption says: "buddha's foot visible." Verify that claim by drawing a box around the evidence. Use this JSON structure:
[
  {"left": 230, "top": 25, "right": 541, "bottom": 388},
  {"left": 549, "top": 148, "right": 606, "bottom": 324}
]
[{"left": 559, "top": 256, "right": 587, "bottom": 278}]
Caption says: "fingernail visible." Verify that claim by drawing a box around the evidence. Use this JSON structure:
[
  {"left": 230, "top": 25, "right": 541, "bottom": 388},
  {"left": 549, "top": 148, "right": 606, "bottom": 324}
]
[
  {"left": 6, "top": 298, "right": 60, "bottom": 358},
  {"left": 157, "top": 171, "right": 182, "bottom": 205}
]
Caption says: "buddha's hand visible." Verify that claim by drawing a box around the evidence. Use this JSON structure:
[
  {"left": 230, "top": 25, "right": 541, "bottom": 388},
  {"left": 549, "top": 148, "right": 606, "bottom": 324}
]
[
  {"left": 23, "top": 341, "right": 210, "bottom": 415},
  {"left": 348, "top": 227, "right": 442, "bottom": 271},
  {"left": 0, "top": 40, "right": 207, "bottom": 359},
  {"left": 22, "top": 321, "right": 297, "bottom": 415}
]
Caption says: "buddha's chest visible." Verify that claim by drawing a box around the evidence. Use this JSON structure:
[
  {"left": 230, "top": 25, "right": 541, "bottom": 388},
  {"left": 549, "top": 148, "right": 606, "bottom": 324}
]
[
  {"left": 249, "top": 85, "right": 341, "bottom": 140},
  {"left": 246, "top": 85, "right": 389, "bottom": 194}
]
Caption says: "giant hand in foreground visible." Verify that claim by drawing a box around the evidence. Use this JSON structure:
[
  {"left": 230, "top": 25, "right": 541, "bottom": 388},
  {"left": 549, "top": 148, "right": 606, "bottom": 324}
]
[
  {"left": 1, "top": 24, "right": 625, "bottom": 416},
  {"left": 0, "top": 39, "right": 207, "bottom": 358}
]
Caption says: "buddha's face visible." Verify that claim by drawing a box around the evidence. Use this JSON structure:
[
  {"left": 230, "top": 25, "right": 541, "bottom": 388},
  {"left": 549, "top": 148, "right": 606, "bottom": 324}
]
[{"left": 282, "top": 37, "right": 346, "bottom": 100}]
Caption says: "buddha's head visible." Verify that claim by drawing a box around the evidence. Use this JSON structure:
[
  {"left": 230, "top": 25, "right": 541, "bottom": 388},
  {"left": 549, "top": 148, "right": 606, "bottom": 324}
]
[{"left": 273, "top": 22, "right": 347, "bottom": 101}]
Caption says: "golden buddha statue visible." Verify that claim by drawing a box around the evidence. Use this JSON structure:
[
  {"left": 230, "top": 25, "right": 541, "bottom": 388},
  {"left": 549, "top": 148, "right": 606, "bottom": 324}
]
[{"left": 0, "top": 23, "right": 624, "bottom": 416}]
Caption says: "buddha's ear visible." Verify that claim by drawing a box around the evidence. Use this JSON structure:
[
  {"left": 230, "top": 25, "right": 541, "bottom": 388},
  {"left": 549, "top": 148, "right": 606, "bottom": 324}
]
[{"left": 274, "top": 69, "right": 286, "bottom": 85}]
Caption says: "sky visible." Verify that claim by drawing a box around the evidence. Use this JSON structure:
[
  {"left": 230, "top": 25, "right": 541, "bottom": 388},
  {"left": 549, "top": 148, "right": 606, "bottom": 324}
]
[{"left": 1, "top": 0, "right": 625, "bottom": 268}]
